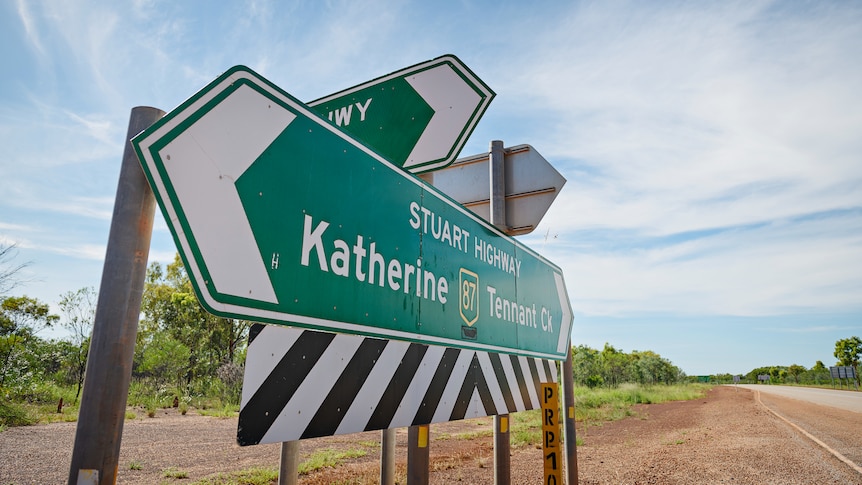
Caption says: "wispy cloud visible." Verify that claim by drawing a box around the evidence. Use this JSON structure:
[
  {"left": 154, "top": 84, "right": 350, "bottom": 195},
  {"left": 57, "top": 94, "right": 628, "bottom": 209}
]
[
  {"left": 39, "top": 243, "right": 106, "bottom": 261},
  {"left": 497, "top": 0, "right": 862, "bottom": 231},
  {"left": 14, "top": 0, "right": 44, "bottom": 58}
]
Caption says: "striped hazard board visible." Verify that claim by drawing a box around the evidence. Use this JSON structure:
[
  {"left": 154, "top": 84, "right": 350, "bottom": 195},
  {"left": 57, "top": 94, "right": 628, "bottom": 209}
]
[{"left": 238, "top": 324, "right": 558, "bottom": 446}]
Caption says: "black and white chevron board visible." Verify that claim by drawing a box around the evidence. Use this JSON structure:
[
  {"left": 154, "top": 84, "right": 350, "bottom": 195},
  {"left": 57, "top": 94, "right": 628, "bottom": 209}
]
[{"left": 238, "top": 324, "right": 558, "bottom": 446}]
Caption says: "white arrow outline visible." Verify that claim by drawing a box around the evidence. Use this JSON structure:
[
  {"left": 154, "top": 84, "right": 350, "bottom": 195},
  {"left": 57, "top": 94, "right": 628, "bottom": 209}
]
[
  {"left": 158, "top": 84, "right": 293, "bottom": 304},
  {"left": 554, "top": 272, "right": 573, "bottom": 353},
  {"left": 403, "top": 64, "right": 482, "bottom": 170},
  {"left": 308, "top": 55, "right": 493, "bottom": 173}
]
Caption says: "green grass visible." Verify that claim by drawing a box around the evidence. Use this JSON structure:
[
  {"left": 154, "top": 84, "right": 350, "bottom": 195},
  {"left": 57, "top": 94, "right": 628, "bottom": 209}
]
[
  {"left": 196, "top": 403, "right": 239, "bottom": 418},
  {"left": 511, "top": 409, "right": 543, "bottom": 448},
  {"left": 504, "top": 383, "right": 710, "bottom": 446},
  {"left": 0, "top": 399, "right": 37, "bottom": 427},
  {"left": 162, "top": 467, "right": 189, "bottom": 479},
  {"left": 574, "top": 383, "right": 709, "bottom": 425},
  {"left": 298, "top": 448, "right": 367, "bottom": 475},
  {"left": 191, "top": 467, "right": 277, "bottom": 485},
  {"left": 0, "top": 381, "right": 83, "bottom": 426}
]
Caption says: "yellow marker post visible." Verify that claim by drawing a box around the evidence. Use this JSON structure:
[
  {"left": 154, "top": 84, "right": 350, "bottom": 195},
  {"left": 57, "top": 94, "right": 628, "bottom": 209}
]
[{"left": 541, "top": 383, "right": 563, "bottom": 485}]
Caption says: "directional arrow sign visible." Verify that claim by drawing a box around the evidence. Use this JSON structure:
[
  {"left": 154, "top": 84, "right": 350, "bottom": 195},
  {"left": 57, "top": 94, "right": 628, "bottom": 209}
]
[
  {"left": 132, "top": 66, "right": 571, "bottom": 360},
  {"left": 307, "top": 54, "right": 494, "bottom": 173},
  {"left": 429, "top": 144, "right": 566, "bottom": 236}
]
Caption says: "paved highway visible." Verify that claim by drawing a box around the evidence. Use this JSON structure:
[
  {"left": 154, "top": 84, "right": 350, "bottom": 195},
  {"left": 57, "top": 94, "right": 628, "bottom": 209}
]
[{"left": 736, "top": 384, "right": 862, "bottom": 413}]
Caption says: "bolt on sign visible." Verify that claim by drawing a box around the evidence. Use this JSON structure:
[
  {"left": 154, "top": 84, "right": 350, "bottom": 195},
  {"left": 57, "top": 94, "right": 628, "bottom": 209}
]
[
  {"left": 132, "top": 65, "right": 572, "bottom": 360},
  {"left": 541, "top": 383, "right": 563, "bottom": 485}
]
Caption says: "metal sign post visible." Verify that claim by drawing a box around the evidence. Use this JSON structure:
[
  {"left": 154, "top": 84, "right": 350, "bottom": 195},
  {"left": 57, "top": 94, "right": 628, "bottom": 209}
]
[
  {"left": 67, "top": 107, "right": 164, "bottom": 485},
  {"left": 562, "top": 348, "right": 579, "bottom": 484},
  {"left": 407, "top": 424, "right": 430, "bottom": 484}
]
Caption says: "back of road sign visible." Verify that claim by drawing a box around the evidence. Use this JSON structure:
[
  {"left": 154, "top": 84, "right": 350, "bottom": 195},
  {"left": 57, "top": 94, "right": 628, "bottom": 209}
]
[{"left": 430, "top": 144, "right": 566, "bottom": 235}]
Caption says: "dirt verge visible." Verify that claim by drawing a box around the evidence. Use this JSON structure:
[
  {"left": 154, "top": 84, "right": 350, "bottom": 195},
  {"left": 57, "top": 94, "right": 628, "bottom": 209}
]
[{"left": 1, "top": 386, "right": 860, "bottom": 484}]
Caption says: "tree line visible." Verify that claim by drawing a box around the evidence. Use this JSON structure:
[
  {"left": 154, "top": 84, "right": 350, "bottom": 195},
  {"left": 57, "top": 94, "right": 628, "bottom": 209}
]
[
  {"left": 706, "top": 336, "right": 861, "bottom": 386},
  {"left": 570, "top": 343, "right": 686, "bottom": 387},
  {"left": 3, "top": 240, "right": 858, "bottom": 425},
  {"left": 1, "top": 249, "right": 250, "bottom": 413}
]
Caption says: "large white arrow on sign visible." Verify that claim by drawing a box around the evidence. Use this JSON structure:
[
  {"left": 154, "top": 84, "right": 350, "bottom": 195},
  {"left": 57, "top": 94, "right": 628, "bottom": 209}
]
[
  {"left": 403, "top": 64, "right": 483, "bottom": 169},
  {"left": 308, "top": 55, "right": 494, "bottom": 173},
  {"left": 146, "top": 82, "right": 292, "bottom": 304}
]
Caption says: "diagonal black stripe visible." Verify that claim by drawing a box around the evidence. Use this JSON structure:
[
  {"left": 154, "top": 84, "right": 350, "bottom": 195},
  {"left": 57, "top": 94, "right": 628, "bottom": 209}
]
[
  {"left": 247, "top": 323, "right": 266, "bottom": 346},
  {"left": 301, "top": 337, "right": 389, "bottom": 439},
  {"left": 412, "top": 348, "right": 461, "bottom": 425},
  {"left": 527, "top": 358, "right": 542, "bottom": 400},
  {"left": 542, "top": 359, "right": 554, "bottom": 383},
  {"left": 488, "top": 353, "right": 516, "bottom": 412},
  {"left": 237, "top": 331, "right": 335, "bottom": 446},
  {"left": 472, "top": 354, "right": 498, "bottom": 416},
  {"left": 450, "top": 353, "right": 499, "bottom": 420},
  {"left": 365, "top": 343, "right": 428, "bottom": 431},
  {"left": 449, "top": 354, "right": 478, "bottom": 421},
  {"left": 509, "top": 354, "right": 533, "bottom": 410}
]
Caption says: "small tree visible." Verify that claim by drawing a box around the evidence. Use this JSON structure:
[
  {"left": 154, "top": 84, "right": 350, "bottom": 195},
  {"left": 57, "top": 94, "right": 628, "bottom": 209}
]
[
  {"left": 0, "top": 243, "right": 29, "bottom": 297},
  {"left": 0, "top": 296, "right": 58, "bottom": 388},
  {"left": 834, "top": 336, "right": 861, "bottom": 385},
  {"left": 810, "top": 361, "right": 828, "bottom": 385},
  {"left": 58, "top": 287, "right": 97, "bottom": 401},
  {"left": 787, "top": 364, "right": 805, "bottom": 384}
]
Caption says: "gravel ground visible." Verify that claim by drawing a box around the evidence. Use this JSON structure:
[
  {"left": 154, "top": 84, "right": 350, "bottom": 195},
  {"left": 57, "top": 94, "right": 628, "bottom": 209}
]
[{"left": 1, "top": 386, "right": 860, "bottom": 484}]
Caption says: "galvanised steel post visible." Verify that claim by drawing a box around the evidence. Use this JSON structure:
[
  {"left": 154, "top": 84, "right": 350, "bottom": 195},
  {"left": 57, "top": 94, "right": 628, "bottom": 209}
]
[
  {"left": 380, "top": 428, "right": 396, "bottom": 485},
  {"left": 490, "top": 140, "right": 512, "bottom": 484},
  {"left": 489, "top": 140, "right": 506, "bottom": 232},
  {"left": 563, "top": 349, "right": 579, "bottom": 484},
  {"left": 278, "top": 441, "right": 299, "bottom": 485},
  {"left": 67, "top": 106, "right": 164, "bottom": 485}
]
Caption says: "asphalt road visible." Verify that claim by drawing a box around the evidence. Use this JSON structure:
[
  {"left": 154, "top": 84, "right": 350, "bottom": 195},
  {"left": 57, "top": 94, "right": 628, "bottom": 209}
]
[{"left": 736, "top": 384, "right": 862, "bottom": 413}]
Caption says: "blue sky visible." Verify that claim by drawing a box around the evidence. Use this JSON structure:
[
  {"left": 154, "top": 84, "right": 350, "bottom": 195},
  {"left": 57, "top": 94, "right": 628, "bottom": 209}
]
[{"left": 1, "top": 0, "right": 860, "bottom": 376}]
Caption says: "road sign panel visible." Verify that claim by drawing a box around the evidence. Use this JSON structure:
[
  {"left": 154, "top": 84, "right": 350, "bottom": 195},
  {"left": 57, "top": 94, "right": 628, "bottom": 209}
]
[
  {"left": 430, "top": 144, "right": 566, "bottom": 235},
  {"left": 238, "top": 324, "right": 558, "bottom": 445},
  {"left": 132, "top": 65, "right": 571, "bottom": 360},
  {"left": 308, "top": 54, "right": 494, "bottom": 173}
]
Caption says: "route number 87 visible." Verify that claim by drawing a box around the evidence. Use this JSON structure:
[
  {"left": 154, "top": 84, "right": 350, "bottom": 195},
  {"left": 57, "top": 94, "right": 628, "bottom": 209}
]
[{"left": 459, "top": 268, "right": 479, "bottom": 326}]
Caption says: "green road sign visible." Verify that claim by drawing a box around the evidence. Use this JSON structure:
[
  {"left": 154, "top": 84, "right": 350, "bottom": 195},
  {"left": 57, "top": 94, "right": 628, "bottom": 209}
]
[
  {"left": 132, "top": 66, "right": 571, "bottom": 360},
  {"left": 308, "top": 55, "right": 494, "bottom": 173}
]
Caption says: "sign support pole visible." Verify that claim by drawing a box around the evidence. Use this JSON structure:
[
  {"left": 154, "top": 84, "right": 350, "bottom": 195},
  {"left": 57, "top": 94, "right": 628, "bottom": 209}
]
[
  {"left": 562, "top": 348, "right": 579, "bottom": 484},
  {"left": 493, "top": 415, "right": 511, "bottom": 484},
  {"left": 380, "top": 428, "right": 397, "bottom": 485},
  {"left": 407, "top": 424, "right": 430, "bottom": 484},
  {"left": 277, "top": 441, "right": 299, "bottom": 485},
  {"left": 489, "top": 140, "right": 507, "bottom": 232},
  {"left": 67, "top": 106, "right": 164, "bottom": 485},
  {"left": 489, "top": 139, "right": 513, "bottom": 484}
]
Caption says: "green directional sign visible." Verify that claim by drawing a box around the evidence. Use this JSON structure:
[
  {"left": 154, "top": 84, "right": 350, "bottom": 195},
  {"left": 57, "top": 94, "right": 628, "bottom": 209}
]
[
  {"left": 132, "top": 65, "right": 571, "bottom": 360},
  {"left": 308, "top": 55, "right": 494, "bottom": 173}
]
